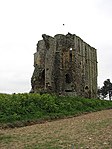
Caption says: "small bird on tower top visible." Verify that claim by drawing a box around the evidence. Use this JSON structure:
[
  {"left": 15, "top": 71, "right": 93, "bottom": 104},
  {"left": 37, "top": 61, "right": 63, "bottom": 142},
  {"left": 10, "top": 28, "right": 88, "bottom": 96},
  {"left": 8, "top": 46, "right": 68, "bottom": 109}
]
[{"left": 63, "top": 24, "right": 65, "bottom": 26}]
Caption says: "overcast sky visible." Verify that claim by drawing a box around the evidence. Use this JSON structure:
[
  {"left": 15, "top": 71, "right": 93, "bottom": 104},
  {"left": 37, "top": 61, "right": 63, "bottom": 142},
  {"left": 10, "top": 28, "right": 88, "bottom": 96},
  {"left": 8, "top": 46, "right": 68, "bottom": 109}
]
[{"left": 0, "top": 0, "right": 112, "bottom": 93}]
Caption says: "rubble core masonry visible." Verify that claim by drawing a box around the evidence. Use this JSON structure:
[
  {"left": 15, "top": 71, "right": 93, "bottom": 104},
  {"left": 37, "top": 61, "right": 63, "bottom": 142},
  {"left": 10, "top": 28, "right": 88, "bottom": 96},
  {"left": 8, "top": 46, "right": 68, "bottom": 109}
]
[{"left": 31, "top": 33, "right": 98, "bottom": 98}]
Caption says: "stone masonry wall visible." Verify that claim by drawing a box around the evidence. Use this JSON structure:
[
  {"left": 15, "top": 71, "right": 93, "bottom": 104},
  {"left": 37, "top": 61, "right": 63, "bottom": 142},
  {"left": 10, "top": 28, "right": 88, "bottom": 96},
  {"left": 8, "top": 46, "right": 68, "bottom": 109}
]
[{"left": 31, "top": 33, "right": 98, "bottom": 98}]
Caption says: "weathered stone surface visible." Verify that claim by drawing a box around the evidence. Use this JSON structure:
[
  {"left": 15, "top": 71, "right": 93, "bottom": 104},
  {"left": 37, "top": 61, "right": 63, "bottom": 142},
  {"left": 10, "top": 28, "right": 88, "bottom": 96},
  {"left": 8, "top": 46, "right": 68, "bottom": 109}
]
[{"left": 31, "top": 33, "right": 98, "bottom": 98}]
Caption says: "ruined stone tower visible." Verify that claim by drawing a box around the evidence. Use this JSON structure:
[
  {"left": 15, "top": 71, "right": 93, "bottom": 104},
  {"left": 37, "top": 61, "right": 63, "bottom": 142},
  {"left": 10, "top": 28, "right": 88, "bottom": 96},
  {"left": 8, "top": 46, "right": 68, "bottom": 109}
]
[{"left": 31, "top": 33, "right": 97, "bottom": 98}]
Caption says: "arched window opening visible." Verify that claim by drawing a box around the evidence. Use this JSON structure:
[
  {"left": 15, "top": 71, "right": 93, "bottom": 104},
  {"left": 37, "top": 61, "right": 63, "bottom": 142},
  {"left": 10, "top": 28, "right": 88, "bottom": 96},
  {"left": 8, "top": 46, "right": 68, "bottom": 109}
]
[
  {"left": 85, "top": 86, "right": 89, "bottom": 90},
  {"left": 65, "top": 74, "right": 71, "bottom": 84},
  {"left": 69, "top": 48, "right": 72, "bottom": 62},
  {"left": 70, "top": 52, "right": 72, "bottom": 62}
]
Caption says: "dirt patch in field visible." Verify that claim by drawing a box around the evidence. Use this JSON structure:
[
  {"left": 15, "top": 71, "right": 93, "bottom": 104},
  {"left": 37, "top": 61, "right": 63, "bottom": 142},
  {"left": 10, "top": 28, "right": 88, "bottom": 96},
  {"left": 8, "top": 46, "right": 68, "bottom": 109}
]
[{"left": 0, "top": 109, "right": 112, "bottom": 149}]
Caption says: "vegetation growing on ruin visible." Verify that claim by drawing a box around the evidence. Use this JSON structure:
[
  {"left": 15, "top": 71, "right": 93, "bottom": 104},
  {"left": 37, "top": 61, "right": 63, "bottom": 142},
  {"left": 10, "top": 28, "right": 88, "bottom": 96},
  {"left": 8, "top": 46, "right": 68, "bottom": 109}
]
[{"left": 0, "top": 93, "right": 112, "bottom": 127}]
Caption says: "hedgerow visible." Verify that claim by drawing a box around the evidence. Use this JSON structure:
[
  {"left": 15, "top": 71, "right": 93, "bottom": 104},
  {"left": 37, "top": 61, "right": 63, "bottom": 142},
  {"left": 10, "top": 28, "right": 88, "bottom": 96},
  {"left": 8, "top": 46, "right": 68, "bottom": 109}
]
[{"left": 0, "top": 93, "right": 112, "bottom": 126}]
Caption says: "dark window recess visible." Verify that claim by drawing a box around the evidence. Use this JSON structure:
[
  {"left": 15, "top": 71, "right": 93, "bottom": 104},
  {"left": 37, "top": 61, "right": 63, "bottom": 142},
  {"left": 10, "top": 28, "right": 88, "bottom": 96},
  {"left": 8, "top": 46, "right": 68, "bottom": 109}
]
[
  {"left": 70, "top": 52, "right": 72, "bottom": 62},
  {"left": 41, "top": 69, "right": 45, "bottom": 85},
  {"left": 65, "top": 90, "right": 72, "bottom": 92},
  {"left": 65, "top": 74, "right": 71, "bottom": 84},
  {"left": 85, "top": 86, "right": 89, "bottom": 90}
]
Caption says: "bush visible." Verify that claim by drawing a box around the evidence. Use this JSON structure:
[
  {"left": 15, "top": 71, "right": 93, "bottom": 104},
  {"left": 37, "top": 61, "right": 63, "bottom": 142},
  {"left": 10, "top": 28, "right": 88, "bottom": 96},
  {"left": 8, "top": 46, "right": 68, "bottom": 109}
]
[{"left": 0, "top": 93, "right": 112, "bottom": 126}]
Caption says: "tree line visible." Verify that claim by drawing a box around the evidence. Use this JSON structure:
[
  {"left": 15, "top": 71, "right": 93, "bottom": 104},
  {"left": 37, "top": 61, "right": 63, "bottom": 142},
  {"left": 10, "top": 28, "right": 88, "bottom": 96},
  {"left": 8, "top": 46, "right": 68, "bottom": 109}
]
[{"left": 98, "top": 79, "right": 112, "bottom": 100}]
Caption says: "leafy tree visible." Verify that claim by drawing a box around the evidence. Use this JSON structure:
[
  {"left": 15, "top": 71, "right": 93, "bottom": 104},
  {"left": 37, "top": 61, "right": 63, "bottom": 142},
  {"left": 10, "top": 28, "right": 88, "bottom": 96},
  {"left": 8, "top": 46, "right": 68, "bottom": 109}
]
[{"left": 98, "top": 79, "right": 112, "bottom": 100}]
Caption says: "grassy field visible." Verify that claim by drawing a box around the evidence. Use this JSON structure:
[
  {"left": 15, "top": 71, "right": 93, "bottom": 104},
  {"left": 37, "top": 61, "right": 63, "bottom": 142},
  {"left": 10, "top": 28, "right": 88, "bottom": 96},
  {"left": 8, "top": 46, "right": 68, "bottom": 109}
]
[{"left": 0, "top": 109, "right": 112, "bottom": 149}]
